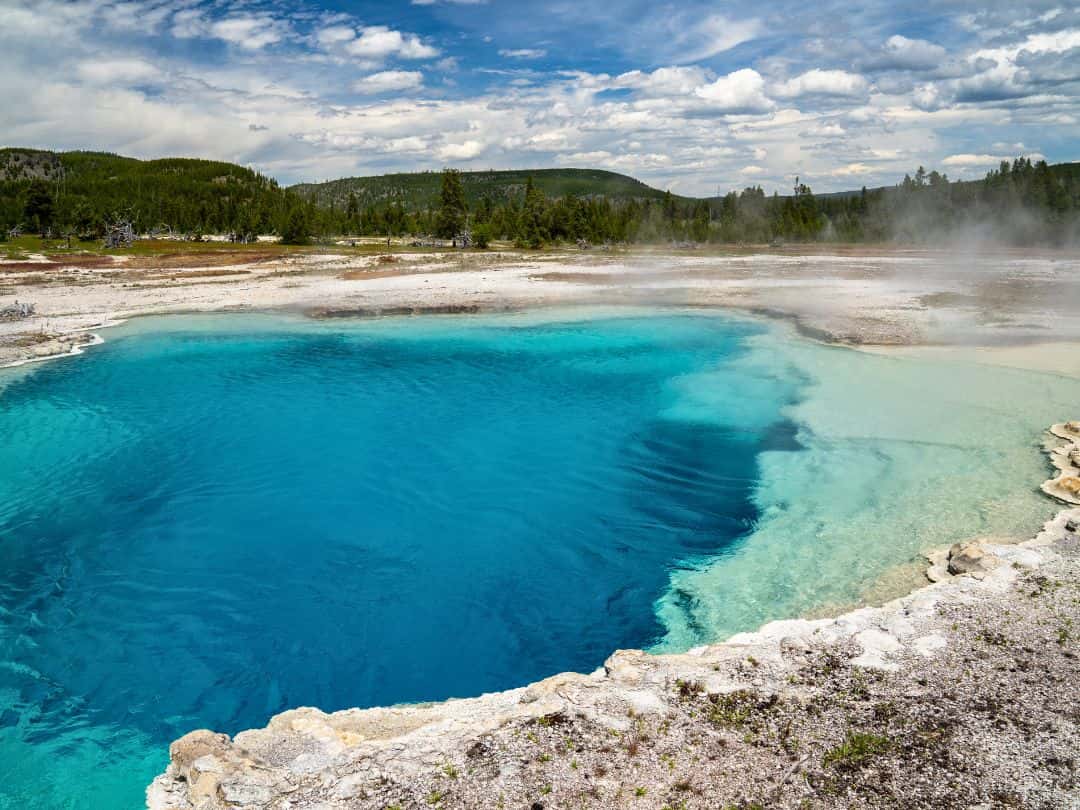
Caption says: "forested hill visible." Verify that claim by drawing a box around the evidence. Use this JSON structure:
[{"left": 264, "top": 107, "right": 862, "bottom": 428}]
[
  {"left": 290, "top": 168, "right": 670, "bottom": 209},
  {"left": 0, "top": 148, "right": 306, "bottom": 237},
  {"left": 1, "top": 147, "right": 1077, "bottom": 247}
]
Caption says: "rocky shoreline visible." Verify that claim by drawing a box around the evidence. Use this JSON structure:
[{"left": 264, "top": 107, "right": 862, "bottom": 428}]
[{"left": 147, "top": 425, "right": 1080, "bottom": 810}]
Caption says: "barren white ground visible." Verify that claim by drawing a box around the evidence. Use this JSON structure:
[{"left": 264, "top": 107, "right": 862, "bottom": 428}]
[{"left": 4, "top": 246, "right": 1080, "bottom": 370}]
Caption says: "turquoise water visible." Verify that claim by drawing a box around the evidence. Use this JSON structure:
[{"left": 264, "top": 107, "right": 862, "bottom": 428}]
[{"left": 0, "top": 310, "right": 1076, "bottom": 809}]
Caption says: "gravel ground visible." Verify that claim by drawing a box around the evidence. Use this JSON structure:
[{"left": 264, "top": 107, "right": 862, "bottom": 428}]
[{"left": 387, "top": 541, "right": 1078, "bottom": 810}]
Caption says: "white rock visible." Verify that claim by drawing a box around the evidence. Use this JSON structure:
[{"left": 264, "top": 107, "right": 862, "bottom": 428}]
[
  {"left": 851, "top": 628, "right": 902, "bottom": 670},
  {"left": 912, "top": 634, "right": 948, "bottom": 657}
]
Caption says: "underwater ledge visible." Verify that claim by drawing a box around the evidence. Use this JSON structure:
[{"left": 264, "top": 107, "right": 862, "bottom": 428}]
[{"left": 146, "top": 423, "right": 1080, "bottom": 809}]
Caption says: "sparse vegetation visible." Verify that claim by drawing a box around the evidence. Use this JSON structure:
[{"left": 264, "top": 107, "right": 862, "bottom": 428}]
[
  {"left": 1058, "top": 619, "right": 1072, "bottom": 645},
  {"left": 823, "top": 731, "right": 891, "bottom": 769},
  {"left": 706, "top": 690, "right": 757, "bottom": 729}
]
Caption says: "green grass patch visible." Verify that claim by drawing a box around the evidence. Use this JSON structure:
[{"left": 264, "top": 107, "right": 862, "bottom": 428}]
[
  {"left": 823, "top": 731, "right": 891, "bottom": 769},
  {"left": 706, "top": 690, "right": 757, "bottom": 729}
]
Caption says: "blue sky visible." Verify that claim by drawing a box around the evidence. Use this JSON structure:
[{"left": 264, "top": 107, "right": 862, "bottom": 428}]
[{"left": 1, "top": 0, "right": 1078, "bottom": 194}]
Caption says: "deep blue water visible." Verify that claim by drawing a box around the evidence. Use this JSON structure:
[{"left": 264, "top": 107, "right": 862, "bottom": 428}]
[{"left": 0, "top": 312, "right": 800, "bottom": 808}]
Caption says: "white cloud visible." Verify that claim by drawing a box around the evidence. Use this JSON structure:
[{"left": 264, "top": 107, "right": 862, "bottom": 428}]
[
  {"left": 1010, "top": 28, "right": 1080, "bottom": 57},
  {"left": 353, "top": 70, "right": 424, "bottom": 95},
  {"left": 77, "top": 58, "right": 161, "bottom": 85},
  {"left": 499, "top": 48, "right": 547, "bottom": 59},
  {"left": 870, "top": 35, "right": 948, "bottom": 71},
  {"left": 613, "top": 66, "right": 710, "bottom": 97},
  {"left": 948, "top": 27, "right": 1080, "bottom": 103},
  {"left": 672, "top": 14, "right": 763, "bottom": 63},
  {"left": 911, "top": 83, "right": 945, "bottom": 111},
  {"left": 170, "top": 11, "right": 290, "bottom": 50},
  {"left": 210, "top": 16, "right": 287, "bottom": 50},
  {"left": 941, "top": 153, "right": 1007, "bottom": 167},
  {"left": 772, "top": 69, "right": 869, "bottom": 99},
  {"left": 941, "top": 151, "right": 1044, "bottom": 169},
  {"left": 556, "top": 149, "right": 615, "bottom": 164},
  {"left": 102, "top": 0, "right": 175, "bottom": 34},
  {"left": 338, "top": 25, "right": 439, "bottom": 61},
  {"left": 829, "top": 162, "right": 873, "bottom": 176},
  {"left": 438, "top": 139, "right": 485, "bottom": 161},
  {"left": 316, "top": 25, "right": 356, "bottom": 48},
  {"left": 694, "top": 69, "right": 774, "bottom": 113},
  {"left": 867, "top": 148, "right": 903, "bottom": 160},
  {"left": 801, "top": 121, "right": 846, "bottom": 137},
  {"left": 171, "top": 8, "right": 207, "bottom": 40},
  {"left": 0, "top": 0, "right": 1077, "bottom": 197}
]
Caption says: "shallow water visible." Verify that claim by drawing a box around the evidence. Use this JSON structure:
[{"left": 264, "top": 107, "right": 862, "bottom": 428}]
[{"left": 0, "top": 310, "right": 1075, "bottom": 809}]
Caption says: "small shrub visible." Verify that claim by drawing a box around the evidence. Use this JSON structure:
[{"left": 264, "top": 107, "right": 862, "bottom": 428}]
[
  {"left": 471, "top": 224, "right": 492, "bottom": 249},
  {"left": 674, "top": 679, "right": 703, "bottom": 700},
  {"left": 978, "top": 628, "right": 1010, "bottom": 647},
  {"left": 1058, "top": 619, "right": 1073, "bottom": 645},
  {"left": 706, "top": 690, "right": 756, "bottom": 728}
]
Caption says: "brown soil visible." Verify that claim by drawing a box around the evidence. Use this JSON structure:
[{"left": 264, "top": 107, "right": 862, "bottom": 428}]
[
  {"left": 140, "top": 269, "right": 254, "bottom": 281},
  {"left": 0, "top": 262, "right": 56, "bottom": 272},
  {"left": 123, "top": 251, "right": 282, "bottom": 270},
  {"left": 45, "top": 254, "right": 117, "bottom": 267}
]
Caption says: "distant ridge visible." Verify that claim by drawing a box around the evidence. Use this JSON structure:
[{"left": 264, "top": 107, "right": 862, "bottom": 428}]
[
  {"left": 290, "top": 168, "right": 673, "bottom": 209},
  {"left": 0, "top": 148, "right": 292, "bottom": 235},
  {"left": 2, "top": 147, "right": 1077, "bottom": 246},
  {"left": 0, "top": 148, "right": 277, "bottom": 188},
  {"left": 5, "top": 147, "right": 1077, "bottom": 210}
]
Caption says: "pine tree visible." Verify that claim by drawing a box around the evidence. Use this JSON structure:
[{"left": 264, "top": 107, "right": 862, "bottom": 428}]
[
  {"left": 279, "top": 199, "right": 311, "bottom": 245},
  {"left": 521, "top": 176, "right": 546, "bottom": 248},
  {"left": 24, "top": 180, "right": 54, "bottom": 233},
  {"left": 435, "top": 169, "right": 467, "bottom": 238}
]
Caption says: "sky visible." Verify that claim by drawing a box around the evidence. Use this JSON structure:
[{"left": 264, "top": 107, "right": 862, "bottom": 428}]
[{"left": 1, "top": 0, "right": 1078, "bottom": 195}]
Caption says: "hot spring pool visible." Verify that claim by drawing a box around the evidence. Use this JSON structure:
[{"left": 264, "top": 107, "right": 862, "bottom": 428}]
[{"left": 0, "top": 309, "right": 1075, "bottom": 808}]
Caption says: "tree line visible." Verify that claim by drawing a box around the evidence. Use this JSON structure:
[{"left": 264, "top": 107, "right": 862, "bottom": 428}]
[
  {"left": 0, "top": 150, "right": 317, "bottom": 244},
  {"left": 316, "top": 160, "right": 1080, "bottom": 247},
  {"left": 3, "top": 149, "right": 1077, "bottom": 247}
]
